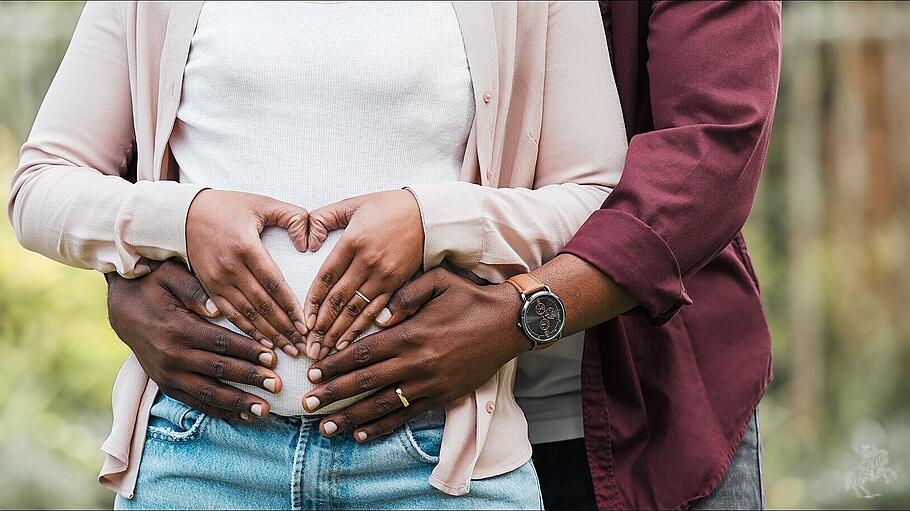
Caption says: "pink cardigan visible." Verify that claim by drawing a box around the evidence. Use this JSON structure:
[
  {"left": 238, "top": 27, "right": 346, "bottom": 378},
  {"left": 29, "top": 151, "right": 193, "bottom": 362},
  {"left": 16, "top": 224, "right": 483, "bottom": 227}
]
[{"left": 8, "top": 1, "right": 626, "bottom": 498}]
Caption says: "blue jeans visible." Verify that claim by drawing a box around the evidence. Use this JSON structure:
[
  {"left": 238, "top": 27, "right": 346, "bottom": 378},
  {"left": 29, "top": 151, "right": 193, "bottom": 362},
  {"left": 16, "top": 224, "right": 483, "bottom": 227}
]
[{"left": 115, "top": 393, "right": 542, "bottom": 510}]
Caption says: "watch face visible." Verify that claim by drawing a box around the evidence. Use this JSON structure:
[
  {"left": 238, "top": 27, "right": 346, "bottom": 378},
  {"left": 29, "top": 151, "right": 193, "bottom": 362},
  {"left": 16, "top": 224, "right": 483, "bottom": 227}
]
[{"left": 521, "top": 291, "right": 565, "bottom": 343}]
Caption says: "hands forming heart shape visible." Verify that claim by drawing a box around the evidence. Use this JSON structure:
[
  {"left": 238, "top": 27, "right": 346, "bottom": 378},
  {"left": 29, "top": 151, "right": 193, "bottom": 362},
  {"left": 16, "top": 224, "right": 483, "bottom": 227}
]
[{"left": 185, "top": 188, "right": 424, "bottom": 360}]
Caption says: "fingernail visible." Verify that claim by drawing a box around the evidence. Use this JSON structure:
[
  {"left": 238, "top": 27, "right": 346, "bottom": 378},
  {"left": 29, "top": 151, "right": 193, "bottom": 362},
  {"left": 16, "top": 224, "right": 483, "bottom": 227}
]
[
  {"left": 376, "top": 308, "right": 392, "bottom": 325},
  {"left": 304, "top": 395, "right": 320, "bottom": 412},
  {"left": 205, "top": 298, "right": 219, "bottom": 315},
  {"left": 355, "top": 431, "right": 368, "bottom": 442},
  {"left": 306, "top": 313, "right": 316, "bottom": 329},
  {"left": 335, "top": 340, "right": 350, "bottom": 351},
  {"left": 240, "top": 412, "right": 251, "bottom": 421},
  {"left": 308, "top": 342, "right": 321, "bottom": 360},
  {"left": 258, "top": 352, "right": 274, "bottom": 365},
  {"left": 319, "top": 346, "right": 330, "bottom": 359},
  {"left": 259, "top": 338, "right": 274, "bottom": 349},
  {"left": 323, "top": 421, "right": 338, "bottom": 435},
  {"left": 283, "top": 344, "right": 299, "bottom": 357},
  {"left": 263, "top": 378, "right": 277, "bottom": 393},
  {"left": 250, "top": 403, "right": 265, "bottom": 417},
  {"left": 295, "top": 343, "right": 307, "bottom": 354},
  {"left": 308, "top": 368, "right": 322, "bottom": 383},
  {"left": 295, "top": 320, "right": 308, "bottom": 335}
]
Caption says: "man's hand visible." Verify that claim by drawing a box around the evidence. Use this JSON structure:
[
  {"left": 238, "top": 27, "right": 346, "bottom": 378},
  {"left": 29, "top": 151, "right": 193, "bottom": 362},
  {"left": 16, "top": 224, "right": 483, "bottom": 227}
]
[
  {"left": 301, "top": 267, "right": 529, "bottom": 441},
  {"left": 107, "top": 260, "right": 282, "bottom": 420}
]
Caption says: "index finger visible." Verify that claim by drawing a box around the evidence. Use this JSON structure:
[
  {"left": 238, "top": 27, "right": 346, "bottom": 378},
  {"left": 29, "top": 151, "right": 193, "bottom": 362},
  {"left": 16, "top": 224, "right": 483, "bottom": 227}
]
[
  {"left": 303, "top": 239, "right": 355, "bottom": 331},
  {"left": 244, "top": 247, "right": 307, "bottom": 336},
  {"left": 306, "top": 328, "right": 397, "bottom": 384}
]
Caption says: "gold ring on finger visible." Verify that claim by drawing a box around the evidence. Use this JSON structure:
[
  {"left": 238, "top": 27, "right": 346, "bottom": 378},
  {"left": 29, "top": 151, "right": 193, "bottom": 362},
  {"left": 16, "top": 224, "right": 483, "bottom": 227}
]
[
  {"left": 395, "top": 387, "right": 410, "bottom": 408},
  {"left": 354, "top": 290, "right": 371, "bottom": 304}
]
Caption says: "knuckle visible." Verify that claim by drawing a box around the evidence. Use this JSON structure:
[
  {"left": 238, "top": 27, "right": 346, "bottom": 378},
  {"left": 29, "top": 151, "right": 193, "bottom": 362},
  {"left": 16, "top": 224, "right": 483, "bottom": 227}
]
[
  {"left": 340, "top": 411, "right": 356, "bottom": 428},
  {"left": 230, "top": 394, "right": 245, "bottom": 412},
  {"left": 344, "top": 302, "right": 361, "bottom": 318},
  {"left": 245, "top": 366, "right": 261, "bottom": 385},
  {"left": 256, "top": 299, "right": 273, "bottom": 316},
  {"left": 327, "top": 294, "right": 345, "bottom": 313},
  {"left": 242, "top": 305, "right": 258, "bottom": 321},
  {"left": 375, "top": 395, "right": 395, "bottom": 414},
  {"left": 263, "top": 278, "right": 281, "bottom": 297},
  {"left": 353, "top": 343, "right": 373, "bottom": 363},
  {"left": 377, "top": 263, "right": 397, "bottom": 280},
  {"left": 213, "top": 334, "right": 231, "bottom": 354},
  {"left": 188, "top": 280, "right": 207, "bottom": 302},
  {"left": 356, "top": 371, "right": 376, "bottom": 391},
  {"left": 198, "top": 385, "right": 216, "bottom": 406},
  {"left": 209, "top": 359, "right": 226, "bottom": 378},
  {"left": 319, "top": 271, "right": 336, "bottom": 288},
  {"left": 322, "top": 386, "right": 337, "bottom": 404},
  {"left": 225, "top": 311, "right": 241, "bottom": 325}
]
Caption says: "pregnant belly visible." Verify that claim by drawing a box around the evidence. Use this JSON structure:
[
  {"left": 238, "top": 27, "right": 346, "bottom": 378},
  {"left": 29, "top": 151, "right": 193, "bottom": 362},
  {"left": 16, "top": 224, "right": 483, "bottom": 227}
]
[{"left": 213, "top": 226, "right": 379, "bottom": 416}]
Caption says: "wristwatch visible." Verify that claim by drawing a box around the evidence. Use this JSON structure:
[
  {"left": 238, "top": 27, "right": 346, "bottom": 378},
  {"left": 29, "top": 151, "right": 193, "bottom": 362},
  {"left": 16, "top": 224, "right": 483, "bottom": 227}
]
[{"left": 506, "top": 273, "right": 566, "bottom": 351}]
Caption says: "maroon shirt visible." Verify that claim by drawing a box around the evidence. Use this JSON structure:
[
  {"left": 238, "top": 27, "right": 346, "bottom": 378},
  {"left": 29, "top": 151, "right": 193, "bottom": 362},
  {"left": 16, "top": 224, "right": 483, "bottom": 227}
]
[{"left": 561, "top": 2, "right": 781, "bottom": 509}]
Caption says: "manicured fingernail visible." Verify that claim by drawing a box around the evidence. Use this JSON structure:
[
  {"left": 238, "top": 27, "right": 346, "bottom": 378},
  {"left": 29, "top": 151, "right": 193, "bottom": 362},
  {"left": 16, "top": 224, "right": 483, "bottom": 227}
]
[
  {"left": 263, "top": 378, "right": 277, "bottom": 393},
  {"left": 304, "top": 395, "right": 320, "bottom": 412},
  {"left": 308, "top": 342, "right": 321, "bottom": 360},
  {"left": 307, "top": 313, "right": 316, "bottom": 329},
  {"left": 250, "top": 403, "right": 265, "bottom": 417},
  {"left": 336, "top": 340, "right": 350, "bottom": 351},
  {"left": 205, "top": 298, "right": 219, "bottom": 315},
  {"left": 283, "top": 344, "right": 299, "bottom": 357},
  {"left": 376, "top": 308, "right": 392, "bottom": 325},
  {"left": 355, "top": 431, "right": 368, "bottom": 442},
  {"left": 295, "top": 320, "right": 308, "bottom": 335},
  {"left": 240, "top": 412, "right": 251, "bottom": 421},
  {"left": 258, "top": 352, "right": 274, "bottom": 365},
  {"left": 259, "top": 338, "right": 274, "bottom": 349},
  {"left": 295, "top": 343, "right": 307, "bottom": 354},
  {"left": 323, "top": 421, "right": 338, "bottom": 435},
  {"left": 308, "top": 368, "right": 322, "bottom": 383},
  {"left": 319, "top": 346, "right": 329, "bottom": 359}
]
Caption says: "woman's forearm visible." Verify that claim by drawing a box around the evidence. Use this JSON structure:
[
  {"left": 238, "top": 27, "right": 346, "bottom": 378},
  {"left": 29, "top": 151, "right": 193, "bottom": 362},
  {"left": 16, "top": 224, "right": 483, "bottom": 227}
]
[{"left": 409, "top": 181, "right": 613, "bottom": 284}]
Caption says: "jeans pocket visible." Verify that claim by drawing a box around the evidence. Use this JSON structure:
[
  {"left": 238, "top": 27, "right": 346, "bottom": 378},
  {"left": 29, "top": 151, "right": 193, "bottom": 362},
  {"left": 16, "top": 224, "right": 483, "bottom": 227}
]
[
  {"left": 397, "top": 409, "right": 444, "bottom": 464},
  {"left": 146, "top": 393, "right": 210, "bottom": 443}
]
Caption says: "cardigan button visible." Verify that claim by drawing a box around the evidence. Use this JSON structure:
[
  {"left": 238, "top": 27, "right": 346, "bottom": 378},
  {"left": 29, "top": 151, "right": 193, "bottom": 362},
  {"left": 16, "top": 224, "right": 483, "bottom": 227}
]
[
  {"left": 485, "top": 401, "right": 495, "bottom": 414},
  {"left": 483, "top": 91, "right": 492, "bottom": 103},
  {"left": 486, "top": 168, "right": 494, "bottom": 180}
]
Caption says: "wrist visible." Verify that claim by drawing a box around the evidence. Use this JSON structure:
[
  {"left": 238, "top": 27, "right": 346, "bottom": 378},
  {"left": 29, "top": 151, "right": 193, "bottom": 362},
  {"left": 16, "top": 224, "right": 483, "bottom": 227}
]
[{"left": 492, "top": 282, "right": 533, "bottom": 358}]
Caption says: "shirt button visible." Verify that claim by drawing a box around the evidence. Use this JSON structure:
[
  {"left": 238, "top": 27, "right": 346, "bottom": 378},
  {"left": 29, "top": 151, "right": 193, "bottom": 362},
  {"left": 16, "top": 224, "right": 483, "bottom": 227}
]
[
  {"left": 486, "top": 168, "right": 494, "bottom": 180},
  {"left": 485, "top": 401, "right": 495, "bottom": 414},
  {"left": 483, "top": 91, "right": 492, "bottom": 103}
]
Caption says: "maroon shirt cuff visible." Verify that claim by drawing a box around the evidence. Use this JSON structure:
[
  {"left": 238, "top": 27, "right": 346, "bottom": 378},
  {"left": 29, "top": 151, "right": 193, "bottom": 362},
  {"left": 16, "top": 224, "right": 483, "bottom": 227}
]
[{"left": 561, "top": 208, "right": 692, "bottom": 325}]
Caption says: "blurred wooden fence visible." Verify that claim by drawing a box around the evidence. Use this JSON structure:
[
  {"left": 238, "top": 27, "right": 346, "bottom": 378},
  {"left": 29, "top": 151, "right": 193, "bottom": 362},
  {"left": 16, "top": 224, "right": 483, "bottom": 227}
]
[{"left": 771, "top": 1, "right": 910, "bottom": 441}]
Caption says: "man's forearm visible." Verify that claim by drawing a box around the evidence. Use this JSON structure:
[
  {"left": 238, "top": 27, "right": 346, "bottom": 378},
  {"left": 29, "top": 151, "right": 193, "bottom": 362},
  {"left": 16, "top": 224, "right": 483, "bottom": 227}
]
[{"left": 529, "top": 253, "right": 636, "bottom": 337}]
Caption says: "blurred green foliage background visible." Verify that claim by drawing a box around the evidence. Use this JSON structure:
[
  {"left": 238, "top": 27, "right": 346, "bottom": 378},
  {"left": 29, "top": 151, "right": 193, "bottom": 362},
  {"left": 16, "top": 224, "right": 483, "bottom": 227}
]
[{"left": 1, "top": 1, "right": 908, "bottom": 509}]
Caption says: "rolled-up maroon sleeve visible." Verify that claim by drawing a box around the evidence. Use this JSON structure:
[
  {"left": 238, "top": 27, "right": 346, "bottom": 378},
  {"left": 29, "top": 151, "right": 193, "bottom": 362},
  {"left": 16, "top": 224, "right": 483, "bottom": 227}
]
[{"left": 561, "top": 0, "right": 782, "bottom": 324}]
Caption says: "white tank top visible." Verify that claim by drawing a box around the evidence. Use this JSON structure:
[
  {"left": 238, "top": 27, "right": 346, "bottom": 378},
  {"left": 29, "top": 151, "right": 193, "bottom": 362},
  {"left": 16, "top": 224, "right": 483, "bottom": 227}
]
[{"left": 170, "top": 1, "right": 474, "bottom": 415}]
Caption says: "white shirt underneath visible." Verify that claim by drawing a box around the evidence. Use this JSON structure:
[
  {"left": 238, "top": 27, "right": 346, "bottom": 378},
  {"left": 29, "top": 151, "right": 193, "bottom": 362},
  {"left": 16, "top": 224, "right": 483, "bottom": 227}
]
[
  {"left": 171, "top": 1, "right": 474, "bottom": 416},
  {"left": 171, "top": 1, "right": 585, "bottom": 443}
]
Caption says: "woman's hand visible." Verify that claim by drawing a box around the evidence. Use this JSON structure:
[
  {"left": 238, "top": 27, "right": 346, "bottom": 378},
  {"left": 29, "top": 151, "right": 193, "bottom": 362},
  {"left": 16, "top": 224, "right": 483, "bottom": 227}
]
[
  {"left": 186, "top": 189, "right": 309, "bottom": 356},
  {"left": 302, "top": 190, "right": 424, "bottom": 359}
]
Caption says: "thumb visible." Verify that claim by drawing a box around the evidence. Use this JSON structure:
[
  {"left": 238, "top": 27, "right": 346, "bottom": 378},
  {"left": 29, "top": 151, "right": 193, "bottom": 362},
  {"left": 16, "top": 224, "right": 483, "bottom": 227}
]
[
  {"left": 258, "top": 198, "right": 309, "bottom": 252},
  {"left": 157, "top": 261, "right": 220, "bottom": 319},
  {"left": 376, "top": 269, "right": 449, "bottom": 328},
  {"left": 306, "top": 197, "right": 360, "bottom": 252}
]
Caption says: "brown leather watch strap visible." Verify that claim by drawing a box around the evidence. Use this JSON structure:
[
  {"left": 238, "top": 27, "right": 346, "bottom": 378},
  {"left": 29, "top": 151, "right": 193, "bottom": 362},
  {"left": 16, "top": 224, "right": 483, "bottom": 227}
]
[{"left": 507, "top": 273, "right": 547, "bottom": 297}]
